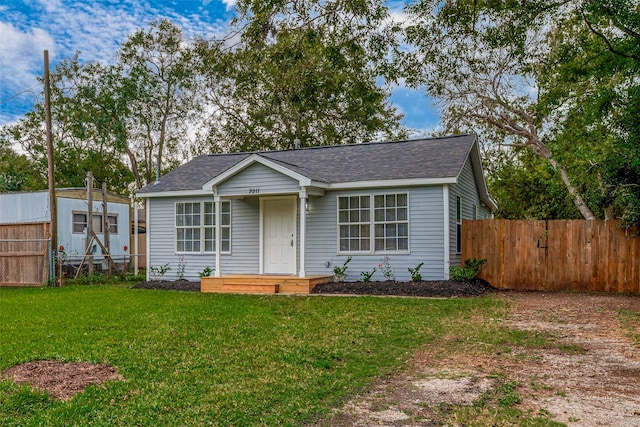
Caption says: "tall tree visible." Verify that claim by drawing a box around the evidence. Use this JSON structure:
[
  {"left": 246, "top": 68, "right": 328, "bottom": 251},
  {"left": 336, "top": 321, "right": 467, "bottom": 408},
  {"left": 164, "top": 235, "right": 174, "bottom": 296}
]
[
  {"left": 0, "top": 55, "right": 133, "bottom": 192},
  {"left": 402, "top": 0, "right": 599, "bottom": 219},
  {"left": 402, "top": 0, "right": 639, "bottom": 225},
  {"left": 197, "top": 0, "right": 406, "bottom": 151},
  {"left": 117, "top": 19, "right": 201, "bottom": 187},
  {"left": 0, "top": 145, "right": 45, "bottom": 192},
  {"left": 539, "top": 0, "right": 640, "bottom": 227}
]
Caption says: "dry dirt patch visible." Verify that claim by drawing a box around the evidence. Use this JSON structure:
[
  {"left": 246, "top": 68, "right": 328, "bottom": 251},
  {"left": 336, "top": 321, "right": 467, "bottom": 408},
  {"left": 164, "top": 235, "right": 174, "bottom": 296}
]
[
  {"left": 2, "top": 360, "right": 123, "bottom": 400},
  {"left": 313, "top": 292, "right": 640, "bottom": 426}
]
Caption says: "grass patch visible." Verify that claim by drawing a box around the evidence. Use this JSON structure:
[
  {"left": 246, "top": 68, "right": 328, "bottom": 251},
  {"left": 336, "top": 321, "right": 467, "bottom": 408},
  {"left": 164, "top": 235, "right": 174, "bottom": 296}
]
[
  {"left": 618, "top": 309, "right": 640, "bottom": 347},
  {"left": 1, "top": 285, "right": 553, "bottom": 426},
  {"left": 438, "top": 376, "right": 564, "bottom": 427}
]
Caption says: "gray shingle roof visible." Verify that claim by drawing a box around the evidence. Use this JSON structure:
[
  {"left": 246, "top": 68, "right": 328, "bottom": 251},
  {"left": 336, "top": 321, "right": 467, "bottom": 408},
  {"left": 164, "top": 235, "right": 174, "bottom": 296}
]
[{"left": 138, "top": 134, "right": 476, "bottom": 194}]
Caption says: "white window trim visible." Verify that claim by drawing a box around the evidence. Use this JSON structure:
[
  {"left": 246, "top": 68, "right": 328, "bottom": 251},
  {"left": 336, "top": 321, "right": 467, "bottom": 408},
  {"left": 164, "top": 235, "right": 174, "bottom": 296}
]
[
  {"left": 174, "top": 200, "right": 231, "bottom": 254},
  {"left": 336, "top": 192, "right": 410, "bottom": 255},
  {"left": 336, "top": 194, "right": 371, "bottom": 254}
]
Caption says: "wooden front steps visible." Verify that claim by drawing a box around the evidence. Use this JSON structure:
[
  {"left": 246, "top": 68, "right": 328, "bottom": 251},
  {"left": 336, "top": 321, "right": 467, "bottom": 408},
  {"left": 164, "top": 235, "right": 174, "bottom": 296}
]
[{"left": 200, "top": 275, "right": 332, "bottom": 295}]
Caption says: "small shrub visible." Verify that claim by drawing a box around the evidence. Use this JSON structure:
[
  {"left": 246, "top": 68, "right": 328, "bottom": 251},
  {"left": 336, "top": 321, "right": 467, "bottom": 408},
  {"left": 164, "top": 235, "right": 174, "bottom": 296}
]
[
  {"left": 176, "top": 256, "right": 186, "bottom": 280},
  {"left": 408, "top": 262, "right": 424, "bottom": 282},
  {"left": 67, "top": 273, "right": 107, "bottom": 285},
  {"left": 450, "top": 258, "right": 487, "bottom": 281},
  {"left": 199, "top": 266, "right": 213, "bottom": 278},
  {"left": 359, "top": 268, "right": 376, "bottom": 282},
  {"left": 333, "top": 256, "right": 352, "bottom": 280},
  {"left": 377, "top": 256, "right": 395, "bottom": 281},
  {"left": 149, "top": 264, "right": 171, "bottom": 281},
  {"left": 124, "top": 271, "right": 146, "bottom": 283}
]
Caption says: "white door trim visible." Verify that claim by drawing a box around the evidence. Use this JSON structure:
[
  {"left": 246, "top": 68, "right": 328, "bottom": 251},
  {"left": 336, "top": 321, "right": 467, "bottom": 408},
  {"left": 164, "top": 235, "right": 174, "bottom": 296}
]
[{"left": 260, "top": 196, "right": 297, "bottom": 275}]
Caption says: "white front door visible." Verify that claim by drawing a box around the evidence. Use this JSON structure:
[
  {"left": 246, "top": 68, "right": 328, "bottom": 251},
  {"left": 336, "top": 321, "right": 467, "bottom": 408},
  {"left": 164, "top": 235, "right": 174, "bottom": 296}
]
[{"left": 262, "top": 197, "right": 296, "bottom": 274}]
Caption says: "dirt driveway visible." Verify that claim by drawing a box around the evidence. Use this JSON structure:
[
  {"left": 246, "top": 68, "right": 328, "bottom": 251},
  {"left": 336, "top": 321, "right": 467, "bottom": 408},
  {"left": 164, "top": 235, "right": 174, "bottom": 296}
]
[{"left": 314, "top": 292, "right": 640, "bottom": 426}]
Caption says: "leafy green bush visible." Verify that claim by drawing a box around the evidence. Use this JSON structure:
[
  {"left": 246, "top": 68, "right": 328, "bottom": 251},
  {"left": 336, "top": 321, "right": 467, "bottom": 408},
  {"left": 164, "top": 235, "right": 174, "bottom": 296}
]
[
  {"left": 332, "top": 256, "right": 352, "bottom": 280},
  {"left": 408, "top": 262, "right": 424, "bottom": 282},
  {"left": 149, "top": 264, "right": 171, "bottom": 280},
  {"left": 199, "top": 266, "right": 213, "bottom": 278},
  {"left": 359, "top": 268, "right": 376, "bottom": 282},
  {"left": 450, "top": 258, "right": 487, "bottom": 281}
]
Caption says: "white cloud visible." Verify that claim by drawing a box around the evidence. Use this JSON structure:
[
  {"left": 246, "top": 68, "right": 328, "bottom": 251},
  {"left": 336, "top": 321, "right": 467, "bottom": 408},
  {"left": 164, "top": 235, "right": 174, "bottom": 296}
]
[
  {"left": 0, "top": 22, "right": 55, "bottom": 76},
  {"left": 0, "top": 23, "right": 55, "bottom": 123},
  {"left": 35, "top": 0, "right": 63, "bottom": 13},
  {"left": 0, "top": 0, "right": 235, "bottom": 125},
  {"left": 209, "top": 0, "right": 237, "bottom": 11}
]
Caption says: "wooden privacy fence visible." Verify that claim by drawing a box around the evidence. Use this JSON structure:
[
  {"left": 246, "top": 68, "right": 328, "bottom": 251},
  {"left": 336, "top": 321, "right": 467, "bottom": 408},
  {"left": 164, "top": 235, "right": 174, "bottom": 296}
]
[
  {"left": 462, "top": 220, "right": 640, "bottom": 294},
  {"left": 0, "top": 222, "right": 50, "bottom": 286}
]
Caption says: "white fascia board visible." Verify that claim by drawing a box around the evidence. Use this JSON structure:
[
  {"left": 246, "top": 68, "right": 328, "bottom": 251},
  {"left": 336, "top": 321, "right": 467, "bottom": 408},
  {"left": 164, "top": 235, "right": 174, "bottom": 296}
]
[
  {"left": 136, "top": 189, "right": 212, "bottom": 199},
  {"left": 201, "top": 154, "right": 317, "bottom": 190},
  {"left": 328, "top": 177, "right": 457, "bottom": 190}
]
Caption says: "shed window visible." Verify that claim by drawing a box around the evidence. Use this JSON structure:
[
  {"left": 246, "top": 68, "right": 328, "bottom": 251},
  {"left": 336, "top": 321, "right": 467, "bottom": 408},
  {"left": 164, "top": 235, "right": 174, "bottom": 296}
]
[
  {"left": 176, "top": 200, "right": 231, "bottom": 253},
  {"left": 72, "top": 212, "right": 117, "bottom": 234},
  {"left": 338, "top": 193, "right": 408, "bottom": 254}
]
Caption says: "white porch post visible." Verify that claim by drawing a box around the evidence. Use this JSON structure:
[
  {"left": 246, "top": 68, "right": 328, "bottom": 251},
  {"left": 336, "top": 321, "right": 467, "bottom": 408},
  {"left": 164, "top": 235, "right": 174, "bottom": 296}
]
[
  {"left": 214, "top": 194, "right": 222, "bottom": 277},
  {"left": 299, "top": 190, "right": 307, "bottom": 278}
]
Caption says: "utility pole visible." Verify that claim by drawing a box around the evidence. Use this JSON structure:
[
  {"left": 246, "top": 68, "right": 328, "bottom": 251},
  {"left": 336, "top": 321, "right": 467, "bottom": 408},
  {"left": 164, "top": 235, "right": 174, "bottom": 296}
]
[{"left": 44, "top": 50, "right": 57, "bottom": 285}]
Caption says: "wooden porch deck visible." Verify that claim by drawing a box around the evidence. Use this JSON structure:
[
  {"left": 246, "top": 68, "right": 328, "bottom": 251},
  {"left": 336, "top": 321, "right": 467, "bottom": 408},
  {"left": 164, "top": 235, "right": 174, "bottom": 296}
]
[{"left": 200, "top": 275, "right": 332, "bottom": 294}]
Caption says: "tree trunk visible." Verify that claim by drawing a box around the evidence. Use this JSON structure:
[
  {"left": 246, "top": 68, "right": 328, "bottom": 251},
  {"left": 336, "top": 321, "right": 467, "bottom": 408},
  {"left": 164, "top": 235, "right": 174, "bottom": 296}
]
[
  {"left": 126, "top": 147, "right": 142, "bottom": 189},
  {"left": 480, "top": 113, "right": 597, "bottom": 220},
  {"left": 548, "top": 158, "right": 597, "bottom": 220},
  {"left": 530, "top": 138, "right": 596, "bottom": 220}
]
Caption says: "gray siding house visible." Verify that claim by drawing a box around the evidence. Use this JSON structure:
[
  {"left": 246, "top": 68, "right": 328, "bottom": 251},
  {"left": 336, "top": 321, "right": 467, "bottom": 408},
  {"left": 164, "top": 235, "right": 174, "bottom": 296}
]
[{"left": 137, "top": 134, "right": 496, "bottom": 283}]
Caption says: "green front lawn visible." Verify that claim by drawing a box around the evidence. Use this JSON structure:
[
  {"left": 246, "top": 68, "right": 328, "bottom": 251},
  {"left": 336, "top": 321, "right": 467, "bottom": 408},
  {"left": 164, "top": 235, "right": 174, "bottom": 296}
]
[{"left": 1, "top": 285, "right": 524, "bottom": 426}]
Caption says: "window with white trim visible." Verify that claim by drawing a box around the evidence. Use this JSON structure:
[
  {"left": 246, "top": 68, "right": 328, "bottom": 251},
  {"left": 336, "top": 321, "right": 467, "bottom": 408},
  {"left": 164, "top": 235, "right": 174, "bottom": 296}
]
[
  {"left": 72, "top": 212, "right": 117, "bottom": 234},
  {"left": 176, "top": 201, "right": 231, "bottom": 253},
  {"left": 338, "top": 195, "right": 370, "bottom": 252},
  {"left": 338, "top": 193, "right": 408, "bottom": 254},
  {"left": 456, "top": 196, "right": 462, "bottom": 254},
  {"left": 374, "top": 194, "right": 408, "bottom": 251}
]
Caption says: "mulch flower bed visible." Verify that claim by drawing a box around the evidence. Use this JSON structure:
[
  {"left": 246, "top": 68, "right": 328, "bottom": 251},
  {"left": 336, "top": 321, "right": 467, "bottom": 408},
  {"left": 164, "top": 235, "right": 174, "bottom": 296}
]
[
  {"left": 132, "top": 279, "right": 201, "bottom": 292},
  {"left": 311, "top": 280, "right": 495, "bottom": 297},
  {"left": 132, "top": 279, "right": 495, "bottom": 297}
]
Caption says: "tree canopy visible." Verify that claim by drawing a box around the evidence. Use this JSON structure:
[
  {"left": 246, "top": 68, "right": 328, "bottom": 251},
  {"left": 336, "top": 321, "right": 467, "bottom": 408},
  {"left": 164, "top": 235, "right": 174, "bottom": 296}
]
[
  {"left": 402, "top": 0, "right": 640, "bottom": 228},
  {"left": 196, "top": 0, "right": 406, "bottom": 151},
  {"left": 1, "top": 1, "right": 638, "bottom": 230},
  {"left": 1, "top": 11, "right": 406, "bottom": 194}
]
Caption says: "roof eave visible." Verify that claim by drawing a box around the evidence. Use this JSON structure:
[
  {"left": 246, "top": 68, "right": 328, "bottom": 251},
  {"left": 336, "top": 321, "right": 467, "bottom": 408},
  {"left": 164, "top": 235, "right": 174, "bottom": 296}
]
[
  {"left": 137, "top": 189, "right": 213, "bottom": 199},
  {"left": 329, "top": 177, "right": 458, "bottom": 189}
]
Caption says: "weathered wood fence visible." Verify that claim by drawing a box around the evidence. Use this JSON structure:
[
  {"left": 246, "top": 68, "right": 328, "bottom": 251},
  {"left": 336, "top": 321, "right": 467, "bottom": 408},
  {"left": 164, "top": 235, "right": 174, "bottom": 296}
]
[
  {"left": 0, "top": 222, "right": 50, "bottom": 286},
  {"left": 462, "top": 220, "right": 640, "bottom": 294}
]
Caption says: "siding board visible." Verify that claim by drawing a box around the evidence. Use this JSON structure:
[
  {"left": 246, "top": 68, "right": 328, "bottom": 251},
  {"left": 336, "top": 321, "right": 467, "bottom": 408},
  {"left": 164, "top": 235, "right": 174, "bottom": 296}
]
[
  {"left": 218, "top": 163, "right": 300, "bottom": 196},
  {"left": 305, "top": 187, "right": 446, "bottom": 281},
  {"left": 449, "top": 158, "right": 491, "bottom": 268}
]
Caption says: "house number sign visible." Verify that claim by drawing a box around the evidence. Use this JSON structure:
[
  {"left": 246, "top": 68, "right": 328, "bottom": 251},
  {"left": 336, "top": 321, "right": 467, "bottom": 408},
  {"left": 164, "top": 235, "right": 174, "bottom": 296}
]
[{"left": 248, "top": 188, "right": 260, "bottom": 194}]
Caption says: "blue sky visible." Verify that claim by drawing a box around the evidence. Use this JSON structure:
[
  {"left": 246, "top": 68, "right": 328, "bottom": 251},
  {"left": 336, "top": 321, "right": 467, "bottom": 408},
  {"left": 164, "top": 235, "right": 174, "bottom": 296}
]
[{"left": 0, "top": 0, "right": 439, "bottom": 136}]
